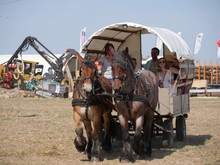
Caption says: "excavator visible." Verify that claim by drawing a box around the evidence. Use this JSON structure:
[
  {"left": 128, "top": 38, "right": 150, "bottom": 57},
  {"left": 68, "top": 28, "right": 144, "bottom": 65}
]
[{"left": 0, "top": 36, "right": 80, "bottom": 97}]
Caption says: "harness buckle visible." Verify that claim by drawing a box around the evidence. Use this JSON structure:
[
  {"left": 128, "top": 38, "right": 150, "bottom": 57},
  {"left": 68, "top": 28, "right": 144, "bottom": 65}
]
[
  {"left": 116, "top": 94, "right": 124, "bottom": 100},
  {"left": 125, "top": 94, "right": 130, "bottom": 100}
]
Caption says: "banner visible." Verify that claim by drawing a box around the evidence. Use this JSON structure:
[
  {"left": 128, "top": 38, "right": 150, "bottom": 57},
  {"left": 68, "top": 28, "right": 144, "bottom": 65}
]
[
  {"left": 80, "top": 27, "right": 86, "bottom": 49},
  {"left": 155, "top": 36, "right": 162, "bottom": 50},
  {"left": 194, "top": 32, "right": 204, "bottom": 55},
  {"left": 217, "top": 40, "right": 220, "bottom": 58}
]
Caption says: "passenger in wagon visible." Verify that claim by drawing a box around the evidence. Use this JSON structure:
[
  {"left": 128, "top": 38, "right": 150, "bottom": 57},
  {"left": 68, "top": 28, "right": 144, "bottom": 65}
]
[
  {"left": 157, "top": 57, "right": 176, "bottom": 95},
  {"left": 97, "top": 43, "right": 115, "bottom": 85},
  {"left": 144, "top": 47, "right": 160, "bottom": 74},
  {"left": 165, "top": 54, "right": 180, "bottom": 80}
]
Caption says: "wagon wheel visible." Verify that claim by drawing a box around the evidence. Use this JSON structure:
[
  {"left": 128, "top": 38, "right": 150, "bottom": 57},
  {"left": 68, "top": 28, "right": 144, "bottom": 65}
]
[
  {"left": 176, "top": 116, "right": 186, "bottom": 141},
  {"left": 162, "top": 119, "right": 173, "bottom": 148}
]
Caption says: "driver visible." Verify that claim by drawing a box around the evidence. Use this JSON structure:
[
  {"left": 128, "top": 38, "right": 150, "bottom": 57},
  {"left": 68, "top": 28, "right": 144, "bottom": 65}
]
[{"left": 97, "top": 43, "right": 115, "bottom": 86}]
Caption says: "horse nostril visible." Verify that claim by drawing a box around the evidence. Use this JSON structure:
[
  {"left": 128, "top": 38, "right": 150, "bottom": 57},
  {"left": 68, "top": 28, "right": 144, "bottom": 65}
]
[{"left": 114, "top": 87, "right": 120, "bottom": 93}]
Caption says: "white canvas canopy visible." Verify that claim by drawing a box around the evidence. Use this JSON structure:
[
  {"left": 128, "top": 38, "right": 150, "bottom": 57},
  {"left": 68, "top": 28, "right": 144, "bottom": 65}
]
[
  {"left": 80, "top": 22, "right": 194, "bottom": 125},
  {"left": 80, "top": 22, "right": 193, "bottom": 61}
]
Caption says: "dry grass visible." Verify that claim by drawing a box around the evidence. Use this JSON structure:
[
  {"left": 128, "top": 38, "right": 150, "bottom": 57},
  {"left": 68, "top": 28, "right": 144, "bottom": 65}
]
[{"left": 0, "top": 97, "right": 220, "bottom": 165}]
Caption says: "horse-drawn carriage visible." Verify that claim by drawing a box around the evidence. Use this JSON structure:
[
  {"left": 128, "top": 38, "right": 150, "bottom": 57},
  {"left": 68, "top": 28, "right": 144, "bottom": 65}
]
[{"left": 72, "top": 22, "right": 194, "bottom": 162}]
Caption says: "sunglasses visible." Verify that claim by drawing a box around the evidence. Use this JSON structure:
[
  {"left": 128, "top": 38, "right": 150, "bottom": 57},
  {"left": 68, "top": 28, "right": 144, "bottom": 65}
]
[{"left": 159, "top": 61, "right": 165, "bottom": 63}]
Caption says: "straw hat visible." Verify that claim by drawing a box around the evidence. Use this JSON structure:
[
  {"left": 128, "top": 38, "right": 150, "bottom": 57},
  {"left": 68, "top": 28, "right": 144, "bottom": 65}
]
[{"left": 165, "top": 54, "right": 176, "bottom": 62}]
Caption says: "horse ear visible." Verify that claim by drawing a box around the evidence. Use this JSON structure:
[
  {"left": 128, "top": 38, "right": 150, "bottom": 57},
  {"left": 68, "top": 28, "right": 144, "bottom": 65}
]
[
  {"left": 125, "top": 47, "right": 129, "bottom": 55},
  {"left": 91, "top": 55, "right": 97, "bottom": 62},
  {"left": 77, "top": 53, "right": 84, "bottom": 62}
]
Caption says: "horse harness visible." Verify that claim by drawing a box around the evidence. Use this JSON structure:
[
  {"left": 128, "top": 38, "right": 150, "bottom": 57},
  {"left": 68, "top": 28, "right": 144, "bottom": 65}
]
[
  {"left": 72, "top": 76, "right": 113, "bottom": 121},
  {"left": 98, "top": 71, "right": 154, "bottom": 120}
]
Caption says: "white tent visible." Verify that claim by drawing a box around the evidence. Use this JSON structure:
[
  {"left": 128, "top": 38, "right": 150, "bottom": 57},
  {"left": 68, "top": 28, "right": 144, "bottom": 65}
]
[{"left": 80, "top": 22, "right": 193, "bottom": 62}]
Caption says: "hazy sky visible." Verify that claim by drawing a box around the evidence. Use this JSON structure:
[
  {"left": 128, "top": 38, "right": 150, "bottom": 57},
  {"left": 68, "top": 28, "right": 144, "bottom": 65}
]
[{"left": 0, "top": 0, "right": 219, "bottom": 64}]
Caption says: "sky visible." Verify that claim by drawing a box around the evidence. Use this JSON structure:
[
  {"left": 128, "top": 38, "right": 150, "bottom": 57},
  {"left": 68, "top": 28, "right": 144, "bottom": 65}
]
[{"left": 0, "top": 0, "right": 219, "bottom": 64}]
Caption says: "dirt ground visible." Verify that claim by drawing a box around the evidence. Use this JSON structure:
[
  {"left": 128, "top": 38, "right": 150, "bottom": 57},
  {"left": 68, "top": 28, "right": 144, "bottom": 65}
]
[{"left": 0, "top": 90, "right": 220, "bottom": 165}]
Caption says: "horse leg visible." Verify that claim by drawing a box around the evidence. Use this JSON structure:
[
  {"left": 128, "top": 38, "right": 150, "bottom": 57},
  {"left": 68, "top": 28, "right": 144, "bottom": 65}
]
[
  {"left": 90, "top": 111, "right": 103, "bottom": 161},
  {"left": 133, "top": 115, "right": 144, "bottom": 155},
  {"left": 73, "top": 109, "right": 87, "bottom": 153},
  {"left": 101, "top": 110, "right": 112, "bottom": 152},
  {"left": 118, "top": 113, "right": 135, "bottom": 162},
  {"left": 143, "top": 110, "right": 154, "bottom": 157},
  {"left": 83, "top": 120, "right": 93, "bottom": 160}
]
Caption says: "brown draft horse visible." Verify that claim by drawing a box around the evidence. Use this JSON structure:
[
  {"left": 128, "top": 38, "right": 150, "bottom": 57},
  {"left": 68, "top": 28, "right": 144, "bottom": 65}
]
[
  {"left": 72, "top": 54, "right": 113, "bottom": 161},
  {"left": 112, "top": 48, "right": 158, "bottom": 162}
]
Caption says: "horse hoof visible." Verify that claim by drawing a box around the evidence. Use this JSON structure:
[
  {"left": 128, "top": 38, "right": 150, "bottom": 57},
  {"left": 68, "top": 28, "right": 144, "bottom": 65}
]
[
  {"left": 90, "top": 156, "right": 103, "bottom": 162},
  {"left": 102, "top": 145, "right": 111, "bottom": 152},
  {"left": 133, "top": 143, "right": 141, "bottom": 155},
  {"left": 143, "top": 148, "right": 152, "bottom": 157},
  {"left": 119, "top": 156, "right": 135, "bottom": 163},
  {"left": 74, "top": 137, "right": 87, "bottom": 152},
  {"left": 102, "top": 142, "right": 112, "bottom": 152},
  {"left": 147, "top": 150, "right": 152, "bottom": 157}
]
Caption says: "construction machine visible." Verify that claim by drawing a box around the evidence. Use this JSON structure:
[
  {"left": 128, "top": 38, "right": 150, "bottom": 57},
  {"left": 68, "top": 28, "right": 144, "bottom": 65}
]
[
  {"left": 1, "top": 59, "right": 43, "bottom": 89},
  {"left": 1, "top": 36, "right": 80, "bottom": 97}
]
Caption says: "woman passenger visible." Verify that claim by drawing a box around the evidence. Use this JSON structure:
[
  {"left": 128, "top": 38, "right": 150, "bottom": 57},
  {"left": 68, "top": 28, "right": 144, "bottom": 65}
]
[{"left": 157, "top": 58, "right": 176, "bottom": 95}]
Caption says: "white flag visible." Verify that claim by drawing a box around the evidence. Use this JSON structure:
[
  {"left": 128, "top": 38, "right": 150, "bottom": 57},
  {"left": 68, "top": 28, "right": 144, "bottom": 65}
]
[
  {"left": 155, "top": 36, "right": 162, "bottom": 50},
  {"left": 194, "top": 32, "right": 204, "bottom": 55},
  {"left": 80, "top": 27, "right": 86, "bottom": 49},
  {"left": 217, "top": 40, "right": 220, "bottom": 58}
]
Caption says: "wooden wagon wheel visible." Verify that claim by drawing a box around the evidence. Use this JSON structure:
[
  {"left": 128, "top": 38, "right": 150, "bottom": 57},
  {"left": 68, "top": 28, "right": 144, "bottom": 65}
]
[
  {"left": 162, "top": 119, "right": 174, "bottom": 148},
  {"left": 176, "top": 116, "right": 186, "bottom": 141}
]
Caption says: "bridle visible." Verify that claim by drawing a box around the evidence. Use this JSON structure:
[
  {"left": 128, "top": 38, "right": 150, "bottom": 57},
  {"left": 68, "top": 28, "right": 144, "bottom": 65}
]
[
  {"left": 80, "top": 59, "right": 96, "bottom": 76},
  {"left": 79, "top": 60, "right": 97, "bottom": 94},
  {"left": 112, "top": 51, "right": 133, "bottom": 92}
]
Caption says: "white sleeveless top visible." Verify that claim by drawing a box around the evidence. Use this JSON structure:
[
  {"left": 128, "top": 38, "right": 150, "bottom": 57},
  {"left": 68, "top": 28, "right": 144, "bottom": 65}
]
[
  {"left": 99, "top": 56, "right": 112, "bottom": 79},
  {"left": 158, "top": 70, "right": 173, "bottom": 91}
]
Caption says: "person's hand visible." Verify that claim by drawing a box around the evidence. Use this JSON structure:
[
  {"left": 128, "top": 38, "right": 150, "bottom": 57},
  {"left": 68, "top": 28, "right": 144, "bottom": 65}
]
[{"left": 169, "top": 79, "right": 175, "bottom": 84}]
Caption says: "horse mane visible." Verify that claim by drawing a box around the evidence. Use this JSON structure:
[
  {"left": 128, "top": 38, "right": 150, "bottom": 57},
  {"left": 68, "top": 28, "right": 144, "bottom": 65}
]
[
  {"left": 82, "top": 57, "right": 96, "bottom": 69},
  {"left": 112, "top": 50, "right": 135, "bottom": 70}
]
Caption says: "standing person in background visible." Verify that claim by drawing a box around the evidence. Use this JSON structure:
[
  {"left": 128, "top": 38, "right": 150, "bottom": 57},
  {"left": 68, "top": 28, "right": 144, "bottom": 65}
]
[
  {"left": 97, "top": 43, "right": 115, "bottom": 85},
  {"left": 144, "top": 47, "right": 160, "bottom": 74}
]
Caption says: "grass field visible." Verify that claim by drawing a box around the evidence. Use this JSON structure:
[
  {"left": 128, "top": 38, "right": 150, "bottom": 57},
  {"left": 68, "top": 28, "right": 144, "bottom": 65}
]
[{"left": 0, "top": 97, "right": 220, "bottom": 165}]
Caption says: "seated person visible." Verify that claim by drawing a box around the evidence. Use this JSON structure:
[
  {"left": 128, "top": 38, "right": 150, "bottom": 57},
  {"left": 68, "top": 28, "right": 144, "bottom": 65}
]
[
  {"left": 97, "top": 43, "right": 115, "bottom": 85},
  {"left": 157, "top": 58, "right": 176, "bottom": 95},
  {"left": 165, "top": 54, "right": 180, "bottom": 80}
]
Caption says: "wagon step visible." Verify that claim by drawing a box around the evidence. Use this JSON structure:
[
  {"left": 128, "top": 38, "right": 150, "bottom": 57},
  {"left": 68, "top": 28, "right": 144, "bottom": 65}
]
[{"left": 153, "top": 123, "right": 172, "bottom": 133}]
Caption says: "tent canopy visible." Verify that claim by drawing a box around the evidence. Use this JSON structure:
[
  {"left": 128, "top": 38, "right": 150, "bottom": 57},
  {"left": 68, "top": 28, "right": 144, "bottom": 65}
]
[{"left": 80, "top": 22, "right": 193, "bottom": 61}]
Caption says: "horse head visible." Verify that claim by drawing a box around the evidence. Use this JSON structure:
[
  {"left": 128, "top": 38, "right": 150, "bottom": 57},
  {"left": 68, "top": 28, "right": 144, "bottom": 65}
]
[
  {"left": 112, "top": 47, "right": 135, "bottom": 93},
  {"left": 78, "top": 54, "right": 97, "bottom": 94}
]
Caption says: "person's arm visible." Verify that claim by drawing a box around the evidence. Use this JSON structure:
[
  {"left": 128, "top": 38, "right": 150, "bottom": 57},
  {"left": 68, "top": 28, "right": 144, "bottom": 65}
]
[
  {"left": 167, "top": 71, "right": 175, "bottom": 84},
  {"left": 169, "top": 66, "right": 179, "bottom": 74},
  {"left": 97, "top": 61, "right": 103, "bottom": 75}
]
